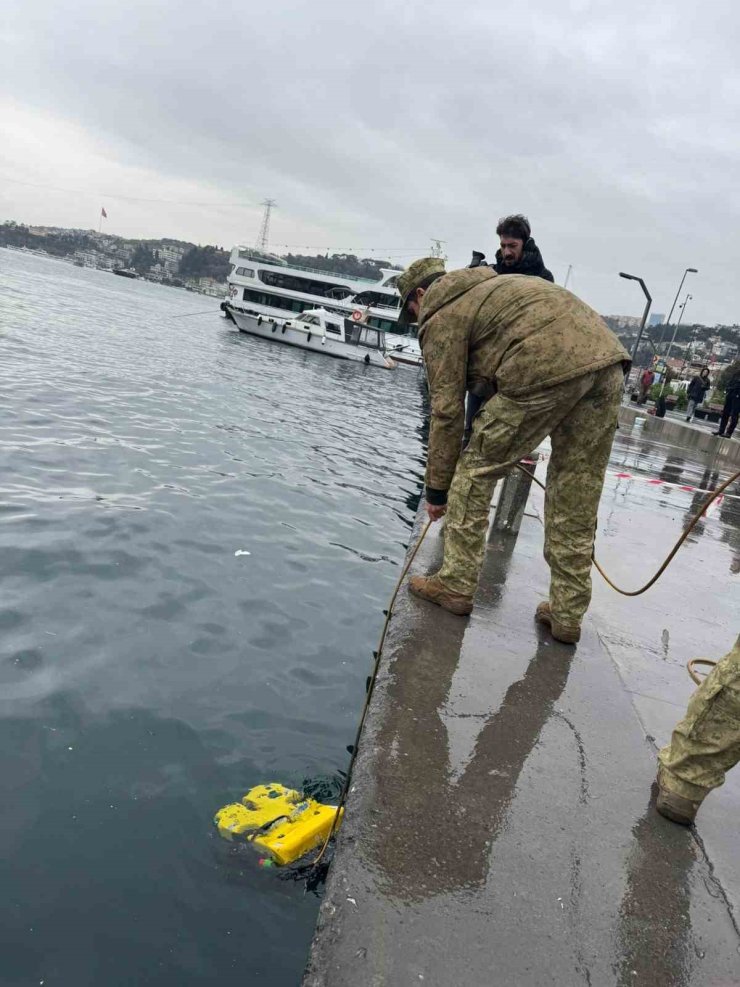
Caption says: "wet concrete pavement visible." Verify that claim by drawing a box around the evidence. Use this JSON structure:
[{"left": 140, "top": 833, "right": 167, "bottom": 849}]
[{"left": 304, "top": 413, "right": 740, "bottom": 986}]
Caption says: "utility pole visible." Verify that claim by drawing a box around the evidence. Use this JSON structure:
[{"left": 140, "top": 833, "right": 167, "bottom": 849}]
[
  {"left": 256, "top": 199, "right": 276, "bottom": 252},
  {"left": 563, "top": 264, "right": 573, "bottom": 289},
  {"left": 429, "top": 238, "right": 447, "bottom": 261}
]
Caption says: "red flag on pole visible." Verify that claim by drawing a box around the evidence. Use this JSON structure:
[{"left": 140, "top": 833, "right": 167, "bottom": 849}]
[{"left": 101, "top": 207, "right": 107, "bottom": 218}]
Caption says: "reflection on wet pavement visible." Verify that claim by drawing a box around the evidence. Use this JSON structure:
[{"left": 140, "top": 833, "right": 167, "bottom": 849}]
[{"left": 371, "top": 625, "right": 574, "bottom": 898}]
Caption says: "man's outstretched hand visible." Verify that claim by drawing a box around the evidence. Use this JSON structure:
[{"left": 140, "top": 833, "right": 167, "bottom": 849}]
[{"left": 426, "top": 503, "right": 447, "bottom": 522}]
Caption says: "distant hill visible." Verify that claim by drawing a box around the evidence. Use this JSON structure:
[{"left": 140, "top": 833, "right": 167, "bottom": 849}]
[
  {"left": 0, "top": 220, "right": 229, "bottom": 282},
  {"left": 0, "top": 222, "right": 402, "bottom": 285}
]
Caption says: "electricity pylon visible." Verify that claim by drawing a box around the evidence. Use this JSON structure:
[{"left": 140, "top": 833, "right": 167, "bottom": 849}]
[{"left": 256, "top": 199, "right": 276, "bottom": 251}]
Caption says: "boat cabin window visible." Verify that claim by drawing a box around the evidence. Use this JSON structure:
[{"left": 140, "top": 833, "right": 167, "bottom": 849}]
[
  {"left": 259, "top": 270, "right": 354, "bottom": 299},
  {"left": 235, "top": 266, "right": 255, "bottom": 278},
  {"left": 242, "top": 288, "right": 315, "bottom": 313},
  {"left": 344, "top": 322, "right": 381, "bottom": 348},
  {"left": 325, "top": 321, "right": 342, "bottom": 335},
  {"left": 367, "top": 316, "right": 398, "bottom": 333},
  {"left": 302, "top": 314, "right": 321, "bottom": 325},
  {"left": 360, "top": 327, "right": 381, "bottom": 348}
]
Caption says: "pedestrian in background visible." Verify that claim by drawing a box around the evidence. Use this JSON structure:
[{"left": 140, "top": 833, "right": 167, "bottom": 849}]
[
  {"left": 686, "top": 367, "right": 711, "bottom": 422},
  {"left": 713, "top": 374, "right": 740, "bottom": 439},
  {"left": 638, "top": 367, "right": 654, "bottom": 404}
]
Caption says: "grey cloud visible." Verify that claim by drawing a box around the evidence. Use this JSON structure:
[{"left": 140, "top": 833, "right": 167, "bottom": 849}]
[{"left": 2, "top": 0, "right": 740, "bottom": 322}]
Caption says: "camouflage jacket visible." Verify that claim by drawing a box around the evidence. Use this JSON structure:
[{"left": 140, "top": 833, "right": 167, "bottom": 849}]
[{"left": 418, "top": 267, "right": 630, "bottom": 495}]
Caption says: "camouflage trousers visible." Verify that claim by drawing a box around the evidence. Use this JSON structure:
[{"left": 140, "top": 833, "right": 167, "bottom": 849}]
[
  {"left": 436, "top": 363, "right": 623, "bottom": 627},
  {"left": 658, "top": 636, "right": 740, "bottom": 800}
]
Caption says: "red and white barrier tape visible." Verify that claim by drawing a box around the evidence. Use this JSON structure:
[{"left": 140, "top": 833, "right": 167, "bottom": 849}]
[{"left": 520, "top": 452, "right": 739, "bottom": 502}]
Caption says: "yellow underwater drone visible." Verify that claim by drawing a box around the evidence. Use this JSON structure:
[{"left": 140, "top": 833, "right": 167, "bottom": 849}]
[{"left": 214, "top": 783, "right": 343, "bottom": 867}]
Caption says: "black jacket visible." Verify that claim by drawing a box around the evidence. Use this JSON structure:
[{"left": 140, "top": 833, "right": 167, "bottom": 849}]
[
  {"left": 724, "top": 378, "right": 740, "bottom": 412},
  {"left": 687, "top": 375, "right": 710, "bottom": 402},
  {"left": 493, "top": 238, "right": 554, "bottom": 281},
  {"left": 469, "top": 239, "right": 554, "bottom": 281}
]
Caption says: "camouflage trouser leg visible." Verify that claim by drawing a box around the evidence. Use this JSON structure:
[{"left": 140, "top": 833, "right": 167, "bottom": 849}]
[
  {"left": 436, "top": 363, "right": 622, "bottom": 607},
  {"left": 544, "top": 364, "right": 624, "bottom": 626},
  {"left": 658, "top": 636, "right": 740, "bottom": 800}
]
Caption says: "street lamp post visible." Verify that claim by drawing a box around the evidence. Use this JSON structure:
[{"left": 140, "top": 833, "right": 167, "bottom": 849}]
[
  {"left": 658, "top": 267, "right": 698, "bottom": 349},
  {"left": 659, "top": 292, "right": 693, "bottom": 398},
  {"left": 619, "top": 272, "right": 652, "bottom": 394}
]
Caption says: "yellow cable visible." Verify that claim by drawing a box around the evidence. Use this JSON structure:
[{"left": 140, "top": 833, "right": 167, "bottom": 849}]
[{"left": 521, "top": 464, "right": 740, "bottom": 597}]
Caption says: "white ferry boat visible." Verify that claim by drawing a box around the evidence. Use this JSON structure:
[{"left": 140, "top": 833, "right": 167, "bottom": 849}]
[
  {"left": 231, "top": 307, "right": 398, "bottom": 369},
  {"left": 220, "top": 246, "right": 422, "bottom": 367}
]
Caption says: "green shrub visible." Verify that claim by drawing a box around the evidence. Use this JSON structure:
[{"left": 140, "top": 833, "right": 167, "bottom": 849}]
[
  {"left": 646, "top": 382, "right": 688, "bottom": 410},
  {"left": 648, "top": 382, "right": 675, "bottom": 402}
]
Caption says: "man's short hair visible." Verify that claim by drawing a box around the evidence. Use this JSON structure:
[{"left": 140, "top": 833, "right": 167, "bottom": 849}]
[{"left": 496, "top": 214, "right": 531, "bottom": 242}]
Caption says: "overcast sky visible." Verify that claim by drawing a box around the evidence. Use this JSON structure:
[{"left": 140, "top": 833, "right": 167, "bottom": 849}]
[{"left": 2, "top": 0, "right": 739, "bottom": 324}]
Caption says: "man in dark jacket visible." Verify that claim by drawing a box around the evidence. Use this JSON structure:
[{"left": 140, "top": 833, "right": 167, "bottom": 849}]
[
  {"left": 685, "top": 367, "right": 710, "bottom": 422},
  {"left": 465, "top": 216, "right": 554, "bottom": 442},
  {"left": 469, "top": 214, "right": 554, "bottom": 282},
  {"left": 713, "top": 375, "right": 740, "bottom": 438}
]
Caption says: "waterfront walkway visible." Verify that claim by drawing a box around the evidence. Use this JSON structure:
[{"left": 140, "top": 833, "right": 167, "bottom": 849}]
[{"left": 304, "top": 413, "right": 740, "bottom": 986}]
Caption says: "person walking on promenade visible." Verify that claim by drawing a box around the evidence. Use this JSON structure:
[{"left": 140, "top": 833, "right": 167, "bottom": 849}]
[
  {"left": 712, "top": 373, "right": 740, "bottom": 438},
  {"left": 685, "top": 367, "right": 711, "bottom": 422},
  {"left": 464, "top": 215, "right": 554, "bottom": 444},
  {"left": 638, "top": 367, "right": 654, "bottom": 405},
  {"left": 398, "top": 257, "right": 630, "bottom": 644},
  {"left": 656, "top": 634, "right": 740, "bottom": 825}
]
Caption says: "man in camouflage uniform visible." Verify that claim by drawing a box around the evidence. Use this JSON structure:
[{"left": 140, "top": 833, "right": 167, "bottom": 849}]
[
  {"left": 398, "top": 257, "right": 630, "bottom": 644},
  {"left": 656, "top": 635, "right": 740, "bottom": 825}
]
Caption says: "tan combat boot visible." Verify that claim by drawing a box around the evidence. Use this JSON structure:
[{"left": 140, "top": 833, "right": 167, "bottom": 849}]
[
  {"left": 655, "top": 769, "right": 704, "bottom": 826},
  {"left": 534, "top": 601, "right": 581, "bottom": 644},
  {"left": 408, "top": 575, "right": 473, "bottom": 616}
]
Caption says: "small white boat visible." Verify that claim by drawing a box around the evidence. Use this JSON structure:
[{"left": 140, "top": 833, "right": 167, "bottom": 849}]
[{"left": 229, "top": 306, "right": 398, "bottom": 369}]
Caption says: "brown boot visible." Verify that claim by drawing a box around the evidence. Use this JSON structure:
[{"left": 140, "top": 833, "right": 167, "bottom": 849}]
[
  {"left": 534, "top": 601, "right": 581, "bottom": 644},
  {"left": 656, "top": 770, "right": 704, "bottom": 826},
  {"left": 408, "top": 575, "right": 473, "bottom": 616}
]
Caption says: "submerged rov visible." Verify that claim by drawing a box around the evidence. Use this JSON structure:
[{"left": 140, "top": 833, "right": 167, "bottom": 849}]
[{"left": 214, "top": 782, "right": 343, "bottom": 866}]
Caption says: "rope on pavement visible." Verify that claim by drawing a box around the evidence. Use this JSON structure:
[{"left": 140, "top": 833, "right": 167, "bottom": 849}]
[{"left": 520, "top": 464, "right": 740, "bottom": 597}]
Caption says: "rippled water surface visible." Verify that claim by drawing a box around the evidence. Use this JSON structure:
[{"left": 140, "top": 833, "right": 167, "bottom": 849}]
[{"left": 0, "top": 250, "right": 426, "bottom": 985}]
